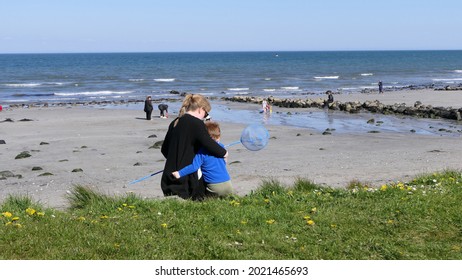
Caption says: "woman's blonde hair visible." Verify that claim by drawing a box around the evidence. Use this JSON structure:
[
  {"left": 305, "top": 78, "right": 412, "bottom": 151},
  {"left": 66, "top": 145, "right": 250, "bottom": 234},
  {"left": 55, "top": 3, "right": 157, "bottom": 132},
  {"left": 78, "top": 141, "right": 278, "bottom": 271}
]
[{"left": 179, "top": 94, "right": 211, "bottom": 116}]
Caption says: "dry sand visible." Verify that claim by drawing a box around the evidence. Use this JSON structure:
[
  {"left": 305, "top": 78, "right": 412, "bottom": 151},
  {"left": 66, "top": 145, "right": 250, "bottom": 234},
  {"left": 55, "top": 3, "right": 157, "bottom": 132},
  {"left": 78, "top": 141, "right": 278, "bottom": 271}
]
[{"left": 1, "top": 89, "right": 462, "bottom": 209}]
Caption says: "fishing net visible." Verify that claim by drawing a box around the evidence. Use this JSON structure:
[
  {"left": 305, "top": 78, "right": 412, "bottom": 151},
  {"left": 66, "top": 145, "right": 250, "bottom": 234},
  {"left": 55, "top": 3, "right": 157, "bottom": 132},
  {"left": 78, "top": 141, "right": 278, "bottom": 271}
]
[{"left": 239, "top": 124, "right": 270, "bottom": 151}]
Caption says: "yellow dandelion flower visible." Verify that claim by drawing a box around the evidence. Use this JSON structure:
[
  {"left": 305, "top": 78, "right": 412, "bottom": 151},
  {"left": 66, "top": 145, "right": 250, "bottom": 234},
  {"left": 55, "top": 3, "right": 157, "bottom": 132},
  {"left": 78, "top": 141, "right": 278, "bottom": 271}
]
[
  {"left": 37, "top": 212, "right": 45, "bottom": 216},
  {"left": 117, "top": 207, "right": 123, "bottom": 211},
  {"left": 161, "top": 223, "right": 168, "bottom": 228},
  {"left": 266, "top": 219, "right": 275, "bottom": 225},
  {"left": 5, "top": 221, "right": 13, "bottom": 226},
  {"left": 114, "top": 243, "right": 120, "bottom": 248},
  {"left": 264, "top": 198, "right": 270, "bottom": 203},
  {"left": 100, "top": 215, "right": 109, "bottom": 219},
  {"left": 122, "top": 203, "right": 128, "bottom": 207},
  {"left": 12, "top": 217, "right": 19, "bottom": 221},
  {"left": 229, "top": 200, "right": 240, "bottom": 206},
  {"left": 306, "top": 220, "right": 315, "bottom": 226},
  {"left": 330, "top": 224, "right": 337, "bottom": 228},
  {"left": 303, "top": 215, "right": 311, "bottom": 220},
  {"left": 77, "top": 216, "right": 86, "bottom": 222},
  {"left": 236, "top": 230, "right": 241, "bottom": 234},
  {"left": 26, "top": 208, "right": 36, "bottom": 216},
  {"left": 310, "top": 207, "right": 317, "bottom": 214},
  {"left": 128, "top": 205, "right": 135, "bottom": 209},
  {"left": 240, "top": 220, "right": 248, "bottom": 225},
  {"left": 380, "top": 184, "right": 387, "bottom": 191},
  {"left": 2, "top": 212, "right": 12, "bottom": 218},
  {"left": 287, "top": 190, "right": 293, "bottom": 196},
  {"left": 14, "top": 223, "right": 22, "bottom": 228},
  {"left": 387, "top": 219, "right": 394, "bottom": 224}
]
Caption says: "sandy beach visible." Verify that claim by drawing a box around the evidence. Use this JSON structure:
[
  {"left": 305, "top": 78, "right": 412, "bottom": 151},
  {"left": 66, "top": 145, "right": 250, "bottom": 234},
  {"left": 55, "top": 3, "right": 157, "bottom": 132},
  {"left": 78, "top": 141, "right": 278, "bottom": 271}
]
[{"left": 1, "top": 89, "right": 462, "bottom": 209}]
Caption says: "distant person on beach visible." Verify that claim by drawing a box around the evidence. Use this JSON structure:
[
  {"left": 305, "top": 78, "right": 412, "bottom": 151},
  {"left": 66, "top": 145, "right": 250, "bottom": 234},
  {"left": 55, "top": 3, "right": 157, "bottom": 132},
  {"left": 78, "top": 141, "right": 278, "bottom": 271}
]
[
  {"left": 158, "top": 103, "right": 169, "bottom": 118},
  {"left": 261, "top": 98, "right": 272, "bottom": 113},
  {"left": 161, "top": 94, "right": 228, "bottom": 200},
  {"left": 324, "top": 90, "right": 334, "bottom": 107},
  {"left": 144, "top": 96, "right": 153, "bottom": 120},
  {"left": 172, "top": 121, "right": 232, "bottom": 197},
  {"left": 378, "top": 81, "right": 383, "bottom": 93}
]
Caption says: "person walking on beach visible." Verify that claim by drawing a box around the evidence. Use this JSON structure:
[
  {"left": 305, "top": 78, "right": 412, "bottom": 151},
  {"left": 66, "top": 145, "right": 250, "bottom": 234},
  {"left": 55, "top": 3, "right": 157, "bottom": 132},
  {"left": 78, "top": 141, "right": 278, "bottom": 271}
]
[
  {"left": 161, "top": 94, "right": 228, "bottom": 200},
  {"left": 378, "top": 81, "right": 383, "bottom": 93},
  {"left": 172, "top": 121, "right": 232, "bottom": 197},
  {"left": 144, "top": 96, "right": 153, "bottom": 120},
  {"left": 158, "top": 103, "right": 168, "bottom": 118},
  {"left": 324, "top": 90, "right": 334, "bottom": 107}
]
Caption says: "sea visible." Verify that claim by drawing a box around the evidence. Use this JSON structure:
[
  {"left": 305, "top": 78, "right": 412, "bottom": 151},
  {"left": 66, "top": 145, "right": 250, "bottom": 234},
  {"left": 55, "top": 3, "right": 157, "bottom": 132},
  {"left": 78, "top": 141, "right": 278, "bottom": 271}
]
[
  {"left": 1, "top": 51, "right": 462, "bottom": 136},
  {"left": 1, "top": 51, "right": 462, "bottom": 104}
]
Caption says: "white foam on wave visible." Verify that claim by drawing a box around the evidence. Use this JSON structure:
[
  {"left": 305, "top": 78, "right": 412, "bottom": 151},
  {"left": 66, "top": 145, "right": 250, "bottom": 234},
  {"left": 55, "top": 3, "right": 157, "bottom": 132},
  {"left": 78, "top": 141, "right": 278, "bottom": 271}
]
[
  {"left": 360, "top": 73, "right": 373, "bottom": 76},
  {"left": 228, "top": 88, "right": 249, "bottom": 91},
  {"left": 4, "top": 83, "right": 41, "bottom": 87},
  {"left": 432, "top": 78, "right": 462, "bottom": 82},
  {"left": 129, "top": 79, "right": 145, "bottom": 82},
  {"left": 314, "top": 76, "right": 339, "bottom": 80},
  {"left": 263, "top": 89, "right": 276, "bottom": 92},
  {"left": 339, "top": 87, "right": 358, "bottom": 91},
  {"left": 454, "top": 70, "right": 462, "bottom": 73},
  {"left": 54, "top": 91, "right": 133, "bottom": 96},
  {"left": 154, "top": 78, "right": 175, "bottom": 82},
  {"left": 4, "top": 82, "right": 69, "bottom": 88},
  {"left": 280, "top": 86, "right": 300, "bottom": 90},
  {"left": 264, "top": 78, "right": 272, "bottom": 81}
]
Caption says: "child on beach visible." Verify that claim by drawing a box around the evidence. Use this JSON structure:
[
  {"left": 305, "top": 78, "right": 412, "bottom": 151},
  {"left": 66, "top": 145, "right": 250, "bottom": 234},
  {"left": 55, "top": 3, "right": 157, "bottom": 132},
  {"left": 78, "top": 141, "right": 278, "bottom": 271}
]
[{"left": 171, "top": 121, "right": 232, "bottom": 197}]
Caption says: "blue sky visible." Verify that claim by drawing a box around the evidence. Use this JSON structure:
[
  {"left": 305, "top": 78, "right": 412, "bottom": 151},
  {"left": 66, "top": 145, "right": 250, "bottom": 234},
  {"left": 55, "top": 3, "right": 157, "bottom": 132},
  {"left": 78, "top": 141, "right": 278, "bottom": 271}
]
[{"left": 1, "top": 0, "right": 461, "bottom": 53}]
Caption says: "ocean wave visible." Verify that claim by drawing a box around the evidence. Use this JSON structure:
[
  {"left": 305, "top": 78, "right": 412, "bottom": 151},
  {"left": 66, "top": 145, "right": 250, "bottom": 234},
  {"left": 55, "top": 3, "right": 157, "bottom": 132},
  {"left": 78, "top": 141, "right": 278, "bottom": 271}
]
[
  {"left": 280, "top": 86, "right": 300, "bottom": 90},
  {"left": 12, "top": 93, "right": 55, "bottom": 97},
  {"left": 4, "top": 82, "right": 68, "bottom": 87},
  {"left": 432, "top": 78, "right": 462, "bottom": 82},
  {"left": 264, "top": 78, "right": 272, "bottom": 81},
  {"left": 129, "top": 79, "right": 145, "bottom": 82},
  {"left": 454, "top": 70, "right": 462, "bottom": 73},
  {"left": 263, "top": 89, "right": 276, "bottom": 92},
  {"left": 4, "top": 83, "right": 41, "bottom": 87},
  {"left": 314, "top": 76, "right": 339, "bottom": 80},
  {"left": 154, "top": 78, "right": 175, "bottom": 82},
  {"left": 228, "top": 88, "right": 249, "bottom": 91},
  {"left": 54, "top": 91, "right": 133, "bottom": 96},
  {"left": 360, "top": 73, "right": 373, "bottom": 76}
]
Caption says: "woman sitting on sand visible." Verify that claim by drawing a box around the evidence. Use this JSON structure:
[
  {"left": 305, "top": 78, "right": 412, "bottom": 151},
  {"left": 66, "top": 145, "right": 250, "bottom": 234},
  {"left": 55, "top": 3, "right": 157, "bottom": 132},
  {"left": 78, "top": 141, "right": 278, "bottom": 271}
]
[{"left": 160, "top": 94, "right": 228, "bottom": 200}]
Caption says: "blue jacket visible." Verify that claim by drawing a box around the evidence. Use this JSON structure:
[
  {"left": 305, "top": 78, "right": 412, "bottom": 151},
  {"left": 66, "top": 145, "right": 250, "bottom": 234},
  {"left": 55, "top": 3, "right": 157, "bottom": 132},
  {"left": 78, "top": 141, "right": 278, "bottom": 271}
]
[{"left": 178, "top": 142, "right": 230, "bottom": 184}]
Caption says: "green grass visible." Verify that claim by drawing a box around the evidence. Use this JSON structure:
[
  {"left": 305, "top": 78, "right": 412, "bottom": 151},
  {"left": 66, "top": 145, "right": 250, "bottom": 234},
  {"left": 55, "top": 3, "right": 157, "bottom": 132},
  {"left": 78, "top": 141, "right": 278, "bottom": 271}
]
[{"left": 1, "top": 170, "right": 462, "bottom": 260}]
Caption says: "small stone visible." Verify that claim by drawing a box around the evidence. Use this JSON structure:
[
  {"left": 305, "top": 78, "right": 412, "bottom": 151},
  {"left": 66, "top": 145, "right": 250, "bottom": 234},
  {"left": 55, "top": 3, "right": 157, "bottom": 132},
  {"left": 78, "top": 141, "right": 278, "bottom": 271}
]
[
  {"left": 40, "top": 142, "right": 49, "bottom": 145},
  {"left": 38, "top": 172, "right": 53, "bottom": 176},
  {"left": 148, "top": 134, "right": 157, "bottom": 138},
  {"left": 0, "top": 140, "right": 6, "bottom": 144},
  {"left": 32, "top": 167, "right": 43, "bottom": 171},
  {"left": 0, "top": 170, "right": 15, "bottom": 178},
  {"left": 15, "top": 151, "right": 31, "bottom": 159},
  {"left": 71, "top": 168, "right": 83, "bottom": 173},
  {"left": 149, "top": 140, "right": 164, "bottom": 149}
]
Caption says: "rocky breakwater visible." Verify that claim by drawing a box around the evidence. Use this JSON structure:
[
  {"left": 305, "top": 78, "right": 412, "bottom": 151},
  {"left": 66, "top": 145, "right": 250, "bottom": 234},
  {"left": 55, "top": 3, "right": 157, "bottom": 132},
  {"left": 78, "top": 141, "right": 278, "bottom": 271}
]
[{"left": 223, "top": 96, "right": 462, "bottom": 121}]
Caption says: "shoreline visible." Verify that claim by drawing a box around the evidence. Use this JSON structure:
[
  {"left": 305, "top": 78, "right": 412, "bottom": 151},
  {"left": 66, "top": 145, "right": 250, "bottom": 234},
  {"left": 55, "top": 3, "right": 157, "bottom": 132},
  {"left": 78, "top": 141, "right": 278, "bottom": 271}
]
[{"left": 1, "top": 89, "right": 462, "bottom": 209}]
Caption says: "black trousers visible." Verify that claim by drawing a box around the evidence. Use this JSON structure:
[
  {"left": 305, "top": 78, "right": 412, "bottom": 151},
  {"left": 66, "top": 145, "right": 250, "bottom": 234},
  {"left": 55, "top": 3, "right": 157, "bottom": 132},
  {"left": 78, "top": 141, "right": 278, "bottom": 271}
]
[{"left": 146, "top": 110, "right": 152, "bottom": 120}]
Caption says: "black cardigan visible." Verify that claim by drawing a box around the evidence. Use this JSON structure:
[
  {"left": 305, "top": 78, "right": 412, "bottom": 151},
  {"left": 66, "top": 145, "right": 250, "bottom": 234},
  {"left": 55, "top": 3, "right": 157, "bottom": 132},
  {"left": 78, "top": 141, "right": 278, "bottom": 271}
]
[{"left": 160, "top": 114, "right": 227, "bottom": 200}]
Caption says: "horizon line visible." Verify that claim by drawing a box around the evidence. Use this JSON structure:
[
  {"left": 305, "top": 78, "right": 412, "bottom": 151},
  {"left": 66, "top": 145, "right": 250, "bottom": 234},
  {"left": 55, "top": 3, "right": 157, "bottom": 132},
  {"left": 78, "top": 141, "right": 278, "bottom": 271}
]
[{"left": 1, "top": 49, "right": 462, "bottom": 55}]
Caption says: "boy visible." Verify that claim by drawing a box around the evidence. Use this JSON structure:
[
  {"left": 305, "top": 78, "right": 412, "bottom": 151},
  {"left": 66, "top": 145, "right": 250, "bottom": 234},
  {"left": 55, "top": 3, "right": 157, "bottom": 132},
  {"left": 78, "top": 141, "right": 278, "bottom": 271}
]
[{"left": 172, "top": 121, "right": 232, "bottom": 197}]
